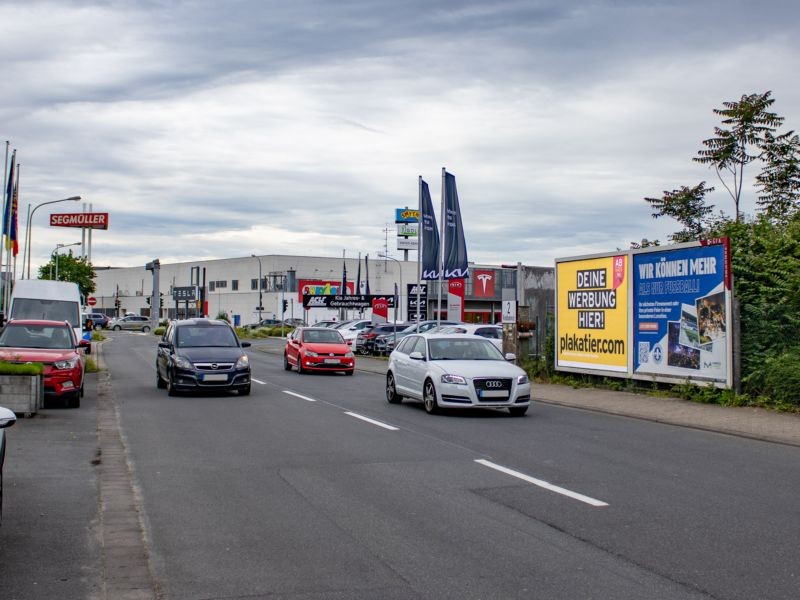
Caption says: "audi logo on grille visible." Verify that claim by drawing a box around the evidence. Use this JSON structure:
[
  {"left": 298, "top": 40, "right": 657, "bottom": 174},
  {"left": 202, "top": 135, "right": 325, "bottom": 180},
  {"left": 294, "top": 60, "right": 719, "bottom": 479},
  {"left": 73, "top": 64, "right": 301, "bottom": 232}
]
[{"left": 485, "top": 380, "right": 503, "bottom": 388}]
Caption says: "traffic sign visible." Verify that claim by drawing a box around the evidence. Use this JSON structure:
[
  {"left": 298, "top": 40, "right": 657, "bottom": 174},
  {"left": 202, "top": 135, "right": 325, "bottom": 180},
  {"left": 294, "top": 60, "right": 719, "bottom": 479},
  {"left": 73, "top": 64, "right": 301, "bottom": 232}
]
[{"left": 87, "top": 296, "right": 97, "bottom": 306}]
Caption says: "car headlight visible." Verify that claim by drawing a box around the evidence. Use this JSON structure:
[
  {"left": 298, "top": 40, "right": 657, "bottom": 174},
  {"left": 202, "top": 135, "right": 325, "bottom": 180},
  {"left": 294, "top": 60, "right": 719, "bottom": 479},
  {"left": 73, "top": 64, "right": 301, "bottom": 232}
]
[
  {"left": 235, "top": 355, "right": 249, "bottom": 369},
  {"left": 174, "top": 356, "right": 193, "bottom": 369},
  {"left": 53, "top": 357, "right": 79, "bottom": 370},
  {"left": 305, "top": 350, "right": 319, "bottom": 357},
  {"left": 441, "top": 374, "right": 467, "bottom": 385},
  {"left": 517, "top": 374, "right": 529, "bottom": 385},
  {"left": 345, "top": 351, "right": 354, "bottom": 358}
]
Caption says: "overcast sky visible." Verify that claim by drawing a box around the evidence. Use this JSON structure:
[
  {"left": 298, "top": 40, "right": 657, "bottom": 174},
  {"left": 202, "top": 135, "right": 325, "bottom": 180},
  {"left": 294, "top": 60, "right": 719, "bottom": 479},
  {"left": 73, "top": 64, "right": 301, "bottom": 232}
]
[{"left": 2, "top": 0, "right": 798, "bottom": 275}]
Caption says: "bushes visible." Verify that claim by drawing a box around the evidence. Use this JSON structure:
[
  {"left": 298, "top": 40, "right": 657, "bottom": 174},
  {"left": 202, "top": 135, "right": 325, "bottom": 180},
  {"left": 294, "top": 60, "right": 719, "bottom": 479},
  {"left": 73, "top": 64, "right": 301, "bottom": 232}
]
[{"left": 745, "top": 349, "right": 800, "bottom": 409}]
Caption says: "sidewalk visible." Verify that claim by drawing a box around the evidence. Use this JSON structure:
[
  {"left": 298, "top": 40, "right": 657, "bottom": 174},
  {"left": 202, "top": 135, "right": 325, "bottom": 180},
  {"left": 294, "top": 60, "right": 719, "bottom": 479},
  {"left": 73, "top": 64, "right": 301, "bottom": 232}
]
[{"left": 251, "top": 340, "right": 800, "bottom": 447}]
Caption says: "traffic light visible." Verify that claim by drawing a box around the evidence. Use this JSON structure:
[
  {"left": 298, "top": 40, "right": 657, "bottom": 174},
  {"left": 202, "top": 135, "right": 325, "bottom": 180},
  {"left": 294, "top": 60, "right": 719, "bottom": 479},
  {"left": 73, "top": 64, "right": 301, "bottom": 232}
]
[
  {"left": 145, "top": 297, "right": 150, "bottom": 305},
  {"left": 282, "top": 300, "right": 288, "bottom": 313}
]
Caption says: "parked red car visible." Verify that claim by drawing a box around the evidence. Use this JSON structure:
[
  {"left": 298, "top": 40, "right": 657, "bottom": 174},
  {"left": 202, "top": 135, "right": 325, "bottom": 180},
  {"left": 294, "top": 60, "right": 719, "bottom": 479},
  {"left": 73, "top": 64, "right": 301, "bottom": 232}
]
[
  {"left": 0, "top": 319, "right": 90, "bottom": 408},
  {"left": 283, "top": 327, "right": 355, "bottom": 375}
]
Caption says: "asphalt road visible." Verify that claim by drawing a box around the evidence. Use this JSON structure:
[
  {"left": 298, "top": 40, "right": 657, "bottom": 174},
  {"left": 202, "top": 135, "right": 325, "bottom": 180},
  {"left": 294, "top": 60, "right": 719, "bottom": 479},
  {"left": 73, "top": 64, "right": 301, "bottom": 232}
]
[{"left": 2, "top": 332, "right": 799, "bottom": 599}]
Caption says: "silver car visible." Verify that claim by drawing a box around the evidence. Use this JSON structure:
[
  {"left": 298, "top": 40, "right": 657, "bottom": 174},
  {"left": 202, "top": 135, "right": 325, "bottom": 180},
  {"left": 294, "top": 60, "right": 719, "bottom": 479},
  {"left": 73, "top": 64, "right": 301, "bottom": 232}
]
[
  {"left": 386, "top": 333, "right": 531, "bottom": 416},
  {"left": 109, "top": 314, "right": 152, "bottom": 332},
  {"left": 1, "top": 405, "right": 17, "bottom": 524}
]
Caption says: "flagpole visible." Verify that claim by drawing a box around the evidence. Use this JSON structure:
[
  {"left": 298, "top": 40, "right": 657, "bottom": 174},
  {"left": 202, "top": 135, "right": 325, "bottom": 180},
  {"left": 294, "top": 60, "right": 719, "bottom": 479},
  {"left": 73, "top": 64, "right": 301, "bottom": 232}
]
[
  {"left": 436, "top": 167, "right": 446, "bottom": 327},
  {"left": 416, "top": 176, "right": 422, "bottom": 327},
  {"left": 21, "top": 203, "right": 30, "bottom": 280},
  {"left": 1, "top": 143, "right": 9, "bottom": 312},
  {"left": 9, "top": 164, "right": 20, "bottom": 310}
]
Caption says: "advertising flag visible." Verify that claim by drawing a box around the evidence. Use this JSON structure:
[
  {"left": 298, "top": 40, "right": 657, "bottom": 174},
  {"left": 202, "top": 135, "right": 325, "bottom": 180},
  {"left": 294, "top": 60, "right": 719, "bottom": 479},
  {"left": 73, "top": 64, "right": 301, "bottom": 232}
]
[
  {"left": 355, "top": 254, "right": 361, "bottom": 294},
  {"left": 9, "top": 174, "right": 19, "bottom": 255},
  {"left": 419, "top": 179, "right": 440, "bottom": 280},
  {"left": 364, "top": 254, "right": 370, "bottom": 294},
  {"left": 341, "top": 260, "right": 347, "bottom": 291},
  {"left": 3, "top": 150, "right": 15, "bottom": 244},
  {"left": 441, "top": 172, "right": 469, "bottom": 279}
]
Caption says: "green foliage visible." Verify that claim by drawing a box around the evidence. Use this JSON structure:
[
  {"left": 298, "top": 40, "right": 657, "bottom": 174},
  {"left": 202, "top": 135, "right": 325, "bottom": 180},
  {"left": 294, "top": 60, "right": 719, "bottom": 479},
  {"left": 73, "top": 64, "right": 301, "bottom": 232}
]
[
  {"left": 755, "top": 130, "right": 800, "bottom": 224},
  {"left": 745, "top": 349, "right": 800, "bottom": 409},
  {"left": 91, "top": 331, "right": 106, "bottom": 341},
  {"left": 154, "top": 326, "right": 166, "bottom": 336},
  {"left": 0, "top": 361, "right": 44, "bottom": 375},
  {"left": 644, "top": 182, "right": 716, "bottom": 242},
  {"left": 85, "top": 357, "right": 99, "bottom": 373},
  {"left": 37, "top": 251, "right": 96, "bottom": 299},
  {"left": 694, "top": 91, "right": 784, "bottom": 219}
]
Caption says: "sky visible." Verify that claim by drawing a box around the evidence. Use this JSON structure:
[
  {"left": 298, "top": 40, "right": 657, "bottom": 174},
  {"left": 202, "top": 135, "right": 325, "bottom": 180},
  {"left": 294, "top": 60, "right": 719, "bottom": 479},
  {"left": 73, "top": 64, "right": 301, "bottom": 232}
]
[{"left": 1, "top": 0, "right": 798, "bottom": 276}]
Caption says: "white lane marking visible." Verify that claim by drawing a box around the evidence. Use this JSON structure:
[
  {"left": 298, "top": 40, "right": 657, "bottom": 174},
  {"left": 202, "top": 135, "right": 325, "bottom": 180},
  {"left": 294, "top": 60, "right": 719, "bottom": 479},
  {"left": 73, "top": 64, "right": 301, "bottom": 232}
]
[
  {"left": 345, "top": 412, "right": 399, "bottom": 431},
  {"left": 251, "top": 378, "right": 267, "bottom": 385},
  {"left": 283, "top": 390, "right": 317, "bottom": 402},
  {"left": 475, "top": 459, "right": 609, "bottom": 507}
]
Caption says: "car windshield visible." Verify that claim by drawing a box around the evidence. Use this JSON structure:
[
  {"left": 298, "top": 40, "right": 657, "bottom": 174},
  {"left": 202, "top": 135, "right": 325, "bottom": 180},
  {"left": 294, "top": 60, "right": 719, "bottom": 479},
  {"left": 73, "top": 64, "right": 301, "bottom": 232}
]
[
  {"left": 0, "top": 324, "right": 74, "bottom": 349},
  {"left": 428, "top": 338, "right": 504, "bottom": 361},
  {"left": 11, "top": 298, "right": 80, "bottom": 329},
  {"left": 303, "top": 329, "right": 344, "bottom": 344},
  {"left": 176, "top": 326, "right": 238, "bottom": 348}
]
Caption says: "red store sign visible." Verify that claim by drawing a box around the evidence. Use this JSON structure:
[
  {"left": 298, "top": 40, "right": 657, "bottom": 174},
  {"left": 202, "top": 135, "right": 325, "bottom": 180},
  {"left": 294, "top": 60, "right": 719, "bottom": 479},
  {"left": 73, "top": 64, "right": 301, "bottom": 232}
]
[{"left": 50, "top": 212, "right": 110, "bottom": 230}]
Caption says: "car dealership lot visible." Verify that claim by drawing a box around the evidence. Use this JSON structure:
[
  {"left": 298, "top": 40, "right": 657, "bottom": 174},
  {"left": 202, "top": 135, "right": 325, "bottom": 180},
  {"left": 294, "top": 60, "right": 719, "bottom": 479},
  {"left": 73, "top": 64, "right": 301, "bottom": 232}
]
[{"left": 1, "top": 332, "right": 799, "bottom": 599}]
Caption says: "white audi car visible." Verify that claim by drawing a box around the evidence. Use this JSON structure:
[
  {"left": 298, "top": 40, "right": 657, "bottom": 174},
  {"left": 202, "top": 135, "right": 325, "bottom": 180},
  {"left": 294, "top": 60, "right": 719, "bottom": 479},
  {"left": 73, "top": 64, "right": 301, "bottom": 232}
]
[{"left": 386, "top": 333, "right": 531, "bottom": 416}]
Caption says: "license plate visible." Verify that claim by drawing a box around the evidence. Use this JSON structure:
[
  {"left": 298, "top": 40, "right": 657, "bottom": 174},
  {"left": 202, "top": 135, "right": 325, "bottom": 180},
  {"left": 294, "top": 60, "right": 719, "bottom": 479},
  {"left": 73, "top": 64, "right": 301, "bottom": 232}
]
[
  {"left": 203, "top": 374, "right": 228, "bottom": 382},
  {"left": 324, "top": 358, "right": 341, "bottom": 364},
  {"left": 479, "top": 390, "right": 508, "bottom": 398}
]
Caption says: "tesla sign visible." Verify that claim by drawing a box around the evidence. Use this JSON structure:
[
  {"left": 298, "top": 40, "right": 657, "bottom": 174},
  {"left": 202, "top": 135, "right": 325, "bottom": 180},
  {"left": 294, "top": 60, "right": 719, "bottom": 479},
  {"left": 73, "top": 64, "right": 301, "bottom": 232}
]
[{"left": 50, "top": 212, "right": 110, "bottom": 230}]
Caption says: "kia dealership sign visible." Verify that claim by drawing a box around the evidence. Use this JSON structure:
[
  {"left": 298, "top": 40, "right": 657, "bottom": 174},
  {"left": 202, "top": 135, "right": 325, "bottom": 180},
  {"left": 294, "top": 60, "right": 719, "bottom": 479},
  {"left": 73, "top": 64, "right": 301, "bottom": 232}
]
[{"left": 50, "top": 212, "right": 110, "bottom": 230}]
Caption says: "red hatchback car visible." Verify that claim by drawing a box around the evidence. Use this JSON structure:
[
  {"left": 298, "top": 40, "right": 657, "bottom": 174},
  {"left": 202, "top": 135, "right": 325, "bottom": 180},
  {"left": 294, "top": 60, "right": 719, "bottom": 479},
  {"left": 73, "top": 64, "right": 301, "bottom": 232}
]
[
  {"left": 283, "top": 327, "right": 355, "bottom": 375},
  {"left": 0, "top": 319, "right": 89, "bottom": 408}
]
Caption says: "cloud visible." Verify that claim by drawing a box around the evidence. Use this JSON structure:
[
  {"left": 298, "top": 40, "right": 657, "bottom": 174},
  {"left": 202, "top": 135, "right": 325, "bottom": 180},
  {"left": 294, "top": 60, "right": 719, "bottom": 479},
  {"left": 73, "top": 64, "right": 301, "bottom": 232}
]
[{"left": 2, "top": 0, "right": 799, "bottom": 275}]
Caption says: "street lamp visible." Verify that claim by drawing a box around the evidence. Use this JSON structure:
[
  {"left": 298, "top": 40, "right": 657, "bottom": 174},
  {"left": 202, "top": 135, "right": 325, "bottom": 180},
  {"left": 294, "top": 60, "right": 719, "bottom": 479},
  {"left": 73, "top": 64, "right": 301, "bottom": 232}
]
[
  {"left": 25, "top": 196, "right": 81, "bottom": 279},
  {"left": 251, "top": 254, "right": 263, "bottom": 323},
  {"left": 378, "top": 253, "right": 402, "bottom": 347},
  {"left": 51, "top": 242, "right": 81, "bottom": 280}
]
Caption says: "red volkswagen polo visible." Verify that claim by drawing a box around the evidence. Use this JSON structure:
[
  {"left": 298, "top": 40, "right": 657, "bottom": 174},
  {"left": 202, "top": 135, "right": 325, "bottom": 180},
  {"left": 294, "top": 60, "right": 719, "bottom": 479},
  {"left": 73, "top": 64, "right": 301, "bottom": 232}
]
[
  {"left": 0, "top": 319, "right": 90, "bottom": 408},
  {"left": 283, "top": 327, "right": 355, "bottom": 375}
]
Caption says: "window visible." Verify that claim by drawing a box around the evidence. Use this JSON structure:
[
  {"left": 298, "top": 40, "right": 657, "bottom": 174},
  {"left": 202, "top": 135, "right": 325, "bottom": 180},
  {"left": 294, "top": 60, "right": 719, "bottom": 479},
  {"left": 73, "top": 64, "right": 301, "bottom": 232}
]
[
  {"left": 209, "top": 281, "right": 215, "bottom": 292},
  {"left": 231, "top": 280, "right": 239, "bottom": 291}
]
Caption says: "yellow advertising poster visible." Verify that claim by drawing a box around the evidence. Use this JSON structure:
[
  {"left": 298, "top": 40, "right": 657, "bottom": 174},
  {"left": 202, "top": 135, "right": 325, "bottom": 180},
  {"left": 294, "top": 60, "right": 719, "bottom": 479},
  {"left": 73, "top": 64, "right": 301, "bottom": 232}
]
[{"left": 556, "top": 254, "right": 628, "bottom": 372}]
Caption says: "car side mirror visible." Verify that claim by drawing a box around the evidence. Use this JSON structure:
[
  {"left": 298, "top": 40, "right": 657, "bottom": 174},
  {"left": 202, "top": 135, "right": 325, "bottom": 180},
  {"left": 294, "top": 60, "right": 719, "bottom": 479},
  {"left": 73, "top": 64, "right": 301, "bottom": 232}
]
[
  {"left": 158, "top": 341, "right": 170, "bottom": 349},
  {"left": 79, "top": 339, "right": 92, "bottom": 355},
  {"left": 504, "top": 353, "right": 516, "bottom": 362},
  {"left": 409, "top": 351, "right": 425, "bottom": 361},
  {"left": 240, "top": 341, "right": 251, "bottom": 348},
  {"left": 0, "top": 406, "right": 16, "bottom": 429}
]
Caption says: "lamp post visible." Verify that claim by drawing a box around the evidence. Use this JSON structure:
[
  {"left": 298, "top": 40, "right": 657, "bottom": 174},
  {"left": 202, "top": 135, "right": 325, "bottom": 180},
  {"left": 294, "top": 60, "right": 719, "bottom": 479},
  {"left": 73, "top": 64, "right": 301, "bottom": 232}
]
[
  {"left": 251, "top": 254, "right": 263, "bottom": 324},
  {"left": 378, "top": 253, "right": 402, "bottom": 347},
  {"left": 25, "top": 196, "right": 81, "bottom": 279},
  {"left": 51, "top": 242, "right": 81, "bottom": 281}
]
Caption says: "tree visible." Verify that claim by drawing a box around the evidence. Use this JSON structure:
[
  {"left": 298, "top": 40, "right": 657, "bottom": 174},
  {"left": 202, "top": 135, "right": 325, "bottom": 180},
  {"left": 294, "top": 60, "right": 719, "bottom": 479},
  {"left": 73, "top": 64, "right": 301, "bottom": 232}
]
[
  {"left": 644, "top": 182, "right": 715, "bottom": 242},
  {"left": 755, "top": 130, "right": 800, "bottom": 224},
  {"left": 38, "top": 251, "right": 96, "bottom": 300},
  {"left": 694, "top": 91, "right": 783, "bottom": 221}
]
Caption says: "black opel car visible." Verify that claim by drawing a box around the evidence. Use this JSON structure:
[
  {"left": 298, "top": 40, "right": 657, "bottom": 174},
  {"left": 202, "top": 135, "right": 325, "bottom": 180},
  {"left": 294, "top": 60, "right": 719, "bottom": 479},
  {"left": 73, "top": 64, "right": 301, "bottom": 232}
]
[{"left": 156, "top": 319, "right": 251, "bottom": 396}]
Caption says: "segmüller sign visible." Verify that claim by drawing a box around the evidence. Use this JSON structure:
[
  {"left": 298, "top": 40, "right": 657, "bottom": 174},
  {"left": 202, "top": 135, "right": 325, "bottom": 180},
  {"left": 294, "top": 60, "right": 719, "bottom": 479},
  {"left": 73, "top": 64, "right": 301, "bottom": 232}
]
[{"left": 50, "top": 212, "right": 110, "bottom": 230}]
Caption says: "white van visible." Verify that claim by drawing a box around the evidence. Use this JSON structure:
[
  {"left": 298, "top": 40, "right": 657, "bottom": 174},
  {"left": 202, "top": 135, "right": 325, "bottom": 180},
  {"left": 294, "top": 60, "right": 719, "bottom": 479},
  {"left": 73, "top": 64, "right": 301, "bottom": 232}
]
[{"left": 8, "top": 280, "right": 83, "bottom": 344}]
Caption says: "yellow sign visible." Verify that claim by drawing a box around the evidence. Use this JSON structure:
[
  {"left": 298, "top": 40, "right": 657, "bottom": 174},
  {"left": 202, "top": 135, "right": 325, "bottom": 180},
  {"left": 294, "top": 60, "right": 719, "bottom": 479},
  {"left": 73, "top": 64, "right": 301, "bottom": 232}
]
[{"left": 556, "top": 254, "right": 628, "bottom": 372}]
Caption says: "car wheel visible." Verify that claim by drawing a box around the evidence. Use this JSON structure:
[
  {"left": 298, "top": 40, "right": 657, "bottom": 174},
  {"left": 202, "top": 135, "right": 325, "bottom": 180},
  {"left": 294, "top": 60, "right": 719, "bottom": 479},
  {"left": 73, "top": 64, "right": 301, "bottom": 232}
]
[
  {"left": 297, "top": 359, "right": 304, "bottom": 375},
  {"left": 283, "top": 353, "right": 292, "bottom": 371},
  {"left": 357, "top": 346, "right": 369, "bottom": 356},
  {"left": 386, "top": 372, "right": 402, "bottom": 404},
  {"left": 509, "top": 406, "right": 528, "bottom": 417},
  {"left": 345, "top": 369, "right": 354, "bottom": 376},
  {"left": 238, "top": 385, "right": 251, "bottom": 396},
  {"left": 113, "top": 325, "right": 121, "bottom": 331},
  {"left": 423, "top": 379, "right": 439, "bottom": 414},
  {"left": 156, "top": 370, "right": 166, "bottom": 389},
  {"left": 167, "top": 373, "right": 178, "bottom": 396},
  {"left": 67, "top": 392, "right": 81, "bottom": 409},
  {"left": 142, "top": 325, "right": 151, "bottom": 333}
]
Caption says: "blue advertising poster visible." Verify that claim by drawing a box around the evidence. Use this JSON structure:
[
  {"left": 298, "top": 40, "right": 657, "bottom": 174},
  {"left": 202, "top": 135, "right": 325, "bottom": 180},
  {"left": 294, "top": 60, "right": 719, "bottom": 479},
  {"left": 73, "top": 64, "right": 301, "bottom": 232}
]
[{"left": 632, "top": 241, "right": 730, "bottom": 385}]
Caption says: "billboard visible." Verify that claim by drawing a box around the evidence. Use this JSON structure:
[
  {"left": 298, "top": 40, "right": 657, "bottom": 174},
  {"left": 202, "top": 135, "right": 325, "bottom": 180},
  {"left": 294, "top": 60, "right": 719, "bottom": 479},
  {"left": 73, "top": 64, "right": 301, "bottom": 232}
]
[
  {"left": 297, "top": 279, "right": 354, "bottom": 301},
  {"left": 556, "top": 254, "right": 628, "bottom": 373},
  {"left": 555, "top": 239, "right": 734, "bottom": 388},
  {"left": 632, "top": 239, "right": 731, "bottom": 386}
]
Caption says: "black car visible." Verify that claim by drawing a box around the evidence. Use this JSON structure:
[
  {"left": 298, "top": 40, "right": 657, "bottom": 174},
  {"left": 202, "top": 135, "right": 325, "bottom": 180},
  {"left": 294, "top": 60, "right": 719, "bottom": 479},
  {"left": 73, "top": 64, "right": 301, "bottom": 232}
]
[
  {"left": 156, "top": 319, "right": 251, "bottom": 396},
  {"left": 356, "top": 323, "right": 409, "bottom": 355}
]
